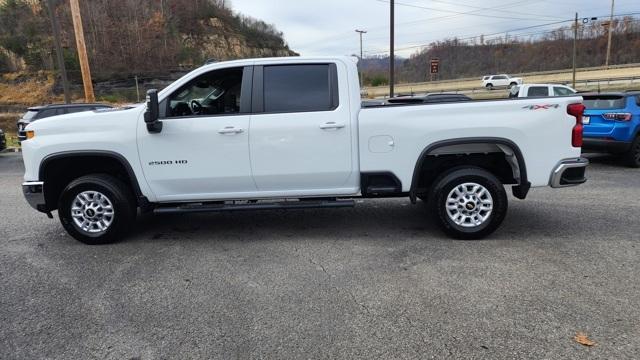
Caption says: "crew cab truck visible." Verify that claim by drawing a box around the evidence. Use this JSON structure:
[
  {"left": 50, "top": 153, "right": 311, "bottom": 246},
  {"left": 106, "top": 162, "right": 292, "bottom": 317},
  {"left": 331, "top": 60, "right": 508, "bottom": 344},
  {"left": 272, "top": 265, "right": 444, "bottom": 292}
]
[
  {"left": 21, "top": 56, "right": 588, "bottom": 245},
  {"left": 509, "top": 84, "right": 576, "bottom": 98}
]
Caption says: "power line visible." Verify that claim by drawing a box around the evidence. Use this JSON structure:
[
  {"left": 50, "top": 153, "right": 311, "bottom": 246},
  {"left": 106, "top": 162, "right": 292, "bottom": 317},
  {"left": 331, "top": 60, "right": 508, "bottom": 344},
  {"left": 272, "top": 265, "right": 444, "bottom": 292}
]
[
  {"left": 362, "top": 12, "right": 640, "bottom": 55},
  {"left": 364, "top": 19, "right": 573, "bottom": 54},
  {"left": 374, "top": 0, "right": 558, "bottom": 21},
  {"left": 424, "top": 0, "right": 564, "bottom": 20},
  {"left": 296, "top": 0, "right": 545, "bottom": 49}
]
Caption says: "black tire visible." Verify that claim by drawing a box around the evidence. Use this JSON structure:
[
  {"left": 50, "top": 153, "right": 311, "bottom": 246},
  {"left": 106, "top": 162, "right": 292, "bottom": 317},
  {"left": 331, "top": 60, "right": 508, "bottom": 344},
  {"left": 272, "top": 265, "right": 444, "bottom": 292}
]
[
  {"left": 509, "top": 82, "right": 518, "bottom": 89},
  {"left": 58, "top": 174, "right": 136, "bottom": 245},
  {"left": 485, "top": 83, "right": 494, "bottom": 90},
  {"left": 623, "top": 136, "right": 640, "bottom": 168},
  {"left": 429, "top": 167, "right": 508, "bottom": 240}
]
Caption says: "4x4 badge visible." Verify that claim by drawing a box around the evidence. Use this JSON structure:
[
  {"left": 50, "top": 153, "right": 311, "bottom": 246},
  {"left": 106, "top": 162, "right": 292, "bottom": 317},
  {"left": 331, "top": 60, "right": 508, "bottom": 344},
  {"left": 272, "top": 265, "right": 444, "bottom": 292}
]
[{"left": 522, "top": 104, "right": 560, "bottom": 110}]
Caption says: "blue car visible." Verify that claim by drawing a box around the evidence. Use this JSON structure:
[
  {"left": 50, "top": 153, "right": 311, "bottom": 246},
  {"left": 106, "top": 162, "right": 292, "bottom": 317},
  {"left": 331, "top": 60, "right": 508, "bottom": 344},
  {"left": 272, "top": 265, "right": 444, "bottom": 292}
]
[{"left": 582, "top": 91, "right": 640, "bottom": 167}]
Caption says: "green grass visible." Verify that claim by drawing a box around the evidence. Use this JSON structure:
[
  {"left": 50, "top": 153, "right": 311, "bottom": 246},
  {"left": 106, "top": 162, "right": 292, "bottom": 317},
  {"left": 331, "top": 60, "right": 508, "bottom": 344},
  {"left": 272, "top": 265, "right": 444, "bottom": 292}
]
[{"left": 4, "top": 131, "right": 20, "bottom": 149}]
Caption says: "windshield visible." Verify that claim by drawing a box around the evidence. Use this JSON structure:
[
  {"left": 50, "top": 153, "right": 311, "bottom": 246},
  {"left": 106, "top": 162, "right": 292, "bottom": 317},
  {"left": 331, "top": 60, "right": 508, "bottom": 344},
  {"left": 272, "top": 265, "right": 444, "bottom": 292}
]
[
  {"left": 583, "top": 96, "right": 626, "bottom": 110},
  {"left": 22, "top": 110, "right": 38, "bottom": 120}
]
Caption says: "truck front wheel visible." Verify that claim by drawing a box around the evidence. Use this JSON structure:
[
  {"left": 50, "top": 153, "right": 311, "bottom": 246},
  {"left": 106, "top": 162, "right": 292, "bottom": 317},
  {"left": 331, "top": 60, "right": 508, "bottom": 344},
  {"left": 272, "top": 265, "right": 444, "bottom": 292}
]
[
  {"left": 58, "top": 174, "right": 136, "bottom": 245},
  {"left": 429, "top": 167, "right": 508, "bottom": 240}
]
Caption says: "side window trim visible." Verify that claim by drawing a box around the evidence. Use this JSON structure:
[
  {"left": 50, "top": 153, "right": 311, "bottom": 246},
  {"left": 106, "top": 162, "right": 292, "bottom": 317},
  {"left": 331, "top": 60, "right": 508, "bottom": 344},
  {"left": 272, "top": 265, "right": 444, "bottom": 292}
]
[
  {"left": 239, "top": 66, "right": 254, "bottom": 114},
  {"left": 251, "top": 65, "right": 264, "bottom": 113},
  {"left": 252, "top": 63, "right": 339, "bottom": 115},
  {"left": 329, "top": 63, "right": 339, "bottom": 109}
]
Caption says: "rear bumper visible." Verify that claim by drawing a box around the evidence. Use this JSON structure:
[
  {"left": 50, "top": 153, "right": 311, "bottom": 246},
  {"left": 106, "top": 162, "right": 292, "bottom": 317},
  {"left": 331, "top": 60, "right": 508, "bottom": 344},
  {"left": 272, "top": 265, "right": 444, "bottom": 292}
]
[
  {"left": 22, "top": 181, "right": 47, "bottom": 212},
  {"left": 582, "top": 138, "right": 631, "bottom": 154},
  {"left": 549, "top": 158, "right": 589, "bottom": 188}
]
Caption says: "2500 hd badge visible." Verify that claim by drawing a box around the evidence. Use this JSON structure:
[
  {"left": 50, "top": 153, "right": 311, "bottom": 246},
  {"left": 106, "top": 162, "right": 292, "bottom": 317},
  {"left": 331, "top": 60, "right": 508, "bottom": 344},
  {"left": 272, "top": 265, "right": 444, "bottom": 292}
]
[{"left": 148, "top": 160, "right": 188, "bottom": 166}]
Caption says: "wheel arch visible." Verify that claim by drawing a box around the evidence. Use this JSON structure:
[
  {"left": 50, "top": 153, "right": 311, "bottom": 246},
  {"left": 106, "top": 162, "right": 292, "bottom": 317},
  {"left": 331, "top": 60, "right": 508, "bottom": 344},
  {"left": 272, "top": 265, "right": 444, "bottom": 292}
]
[
  {"left": 409, "top": 137, "right": 530, "bottom": 203},
  {"left": 39, "top": 150, "right": 147, "bottom": 211}
]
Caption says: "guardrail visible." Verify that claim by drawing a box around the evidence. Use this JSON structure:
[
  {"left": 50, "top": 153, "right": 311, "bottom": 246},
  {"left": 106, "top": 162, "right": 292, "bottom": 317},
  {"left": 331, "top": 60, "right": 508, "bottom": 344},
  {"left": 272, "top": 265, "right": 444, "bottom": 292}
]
[
  {"left": 365, "top": 63, "right": 640, "bottom": 90},
  {"left": 368, "top": 75, "right": 640, "bottom": 98}
]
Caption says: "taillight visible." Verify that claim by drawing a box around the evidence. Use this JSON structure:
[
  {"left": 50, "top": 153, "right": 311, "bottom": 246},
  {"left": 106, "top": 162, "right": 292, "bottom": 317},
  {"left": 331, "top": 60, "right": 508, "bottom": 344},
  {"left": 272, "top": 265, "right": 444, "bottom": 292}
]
[
  {"left": 567, "top": 103, "right": 585, "bottom": 148},
  {"left": 603, "top": 112, "right": 632, "bottom": 121}
]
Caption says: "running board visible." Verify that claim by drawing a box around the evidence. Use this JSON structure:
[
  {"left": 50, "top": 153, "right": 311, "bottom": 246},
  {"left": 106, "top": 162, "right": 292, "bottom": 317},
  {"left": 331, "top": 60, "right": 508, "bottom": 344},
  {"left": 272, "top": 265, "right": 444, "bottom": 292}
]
[{"left": 153, "top": 199, "right": 355, "bottom": 215}]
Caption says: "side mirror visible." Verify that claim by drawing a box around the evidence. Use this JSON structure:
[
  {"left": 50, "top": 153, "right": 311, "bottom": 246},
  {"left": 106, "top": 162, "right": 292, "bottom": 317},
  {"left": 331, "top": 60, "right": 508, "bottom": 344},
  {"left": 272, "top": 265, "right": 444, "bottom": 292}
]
[{"left": 144, "top": 89, "right": 162, "bottom": 133}]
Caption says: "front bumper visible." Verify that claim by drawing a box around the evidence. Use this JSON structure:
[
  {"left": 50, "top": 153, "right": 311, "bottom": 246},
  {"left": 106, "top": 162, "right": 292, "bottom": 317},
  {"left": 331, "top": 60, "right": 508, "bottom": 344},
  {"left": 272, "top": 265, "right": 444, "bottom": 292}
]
[
  {"left": 549, "top": 158, "right": 589, "bottom": 188},
  {"left": 582, "top": 138, "right": 632, "bottom": 154},
  {"left": 22, "top": 181, "right": 46, "bottom": 212}
]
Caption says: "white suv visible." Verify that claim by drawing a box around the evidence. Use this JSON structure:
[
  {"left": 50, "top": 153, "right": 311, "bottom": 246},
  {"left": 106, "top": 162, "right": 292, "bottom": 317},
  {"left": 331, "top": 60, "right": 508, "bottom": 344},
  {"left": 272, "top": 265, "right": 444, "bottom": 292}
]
[{"left": 482, "top": 75, "right": 523, "bottom": 90}]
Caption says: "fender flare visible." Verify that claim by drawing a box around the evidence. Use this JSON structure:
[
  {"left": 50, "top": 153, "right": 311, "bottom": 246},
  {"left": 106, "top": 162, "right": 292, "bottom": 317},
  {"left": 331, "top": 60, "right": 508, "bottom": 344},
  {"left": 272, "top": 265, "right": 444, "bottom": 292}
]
[
  {"left": 409, "top": 137, "right": 530, "bottom": 202},
  {"left": 39, "top": 150, "right": 146, "bottom": 205}
]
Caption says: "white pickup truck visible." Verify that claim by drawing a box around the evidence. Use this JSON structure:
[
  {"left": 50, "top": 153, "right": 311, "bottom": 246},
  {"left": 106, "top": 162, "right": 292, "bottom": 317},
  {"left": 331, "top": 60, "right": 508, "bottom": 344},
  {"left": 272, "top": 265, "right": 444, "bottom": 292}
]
[
  {"left": 509, "top": 84, "right": 577, "bottom": 98},
  {"left": 21, "top": 56, "right": 588, "bottom": 244}
]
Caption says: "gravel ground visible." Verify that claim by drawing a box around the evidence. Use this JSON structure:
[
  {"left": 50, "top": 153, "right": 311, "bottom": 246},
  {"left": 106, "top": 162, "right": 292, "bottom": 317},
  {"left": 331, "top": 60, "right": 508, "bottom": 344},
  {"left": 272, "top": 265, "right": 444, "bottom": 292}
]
[{"left": 0, "top": 151, "right": 638, "bottom": 359}]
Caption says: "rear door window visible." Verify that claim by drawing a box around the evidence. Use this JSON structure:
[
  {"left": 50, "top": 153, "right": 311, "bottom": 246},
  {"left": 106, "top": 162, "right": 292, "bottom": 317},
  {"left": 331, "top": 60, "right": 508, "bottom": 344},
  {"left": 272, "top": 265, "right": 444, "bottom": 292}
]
[
  {"left": 37, "top": 109, "right": 58, "bottom": 119},
  {"left": 553, "top": 87, "right": 575, "bottom": 96},
  {"left": 583, "top": 96, "right": 626, "bottom": 109},
  {"left": 527, "top": 86, "right": 549, "bottom": 97},
  {"left": 262, "top": 64, "right": 337, "bottom": 113}
]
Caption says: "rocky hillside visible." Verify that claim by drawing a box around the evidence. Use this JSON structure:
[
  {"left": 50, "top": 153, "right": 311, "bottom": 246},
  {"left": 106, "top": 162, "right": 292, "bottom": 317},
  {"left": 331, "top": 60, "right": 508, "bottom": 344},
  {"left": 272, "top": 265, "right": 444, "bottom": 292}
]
[
  {"left": 182, "top": 17, "right": 296, "bottom": 62},
  {"left": 0, "top": 0, "right": 297, "bottom": 81}
]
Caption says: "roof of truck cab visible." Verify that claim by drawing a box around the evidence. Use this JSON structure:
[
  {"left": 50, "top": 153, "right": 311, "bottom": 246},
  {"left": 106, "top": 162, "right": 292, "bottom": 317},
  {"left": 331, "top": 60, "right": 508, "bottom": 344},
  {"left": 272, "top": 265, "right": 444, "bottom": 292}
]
[
  {"left": 519, "top": 83, "right": 573, "bottom": 87},
  {"left": 197, "top": 56, "right": 357, "bottom": 70}
]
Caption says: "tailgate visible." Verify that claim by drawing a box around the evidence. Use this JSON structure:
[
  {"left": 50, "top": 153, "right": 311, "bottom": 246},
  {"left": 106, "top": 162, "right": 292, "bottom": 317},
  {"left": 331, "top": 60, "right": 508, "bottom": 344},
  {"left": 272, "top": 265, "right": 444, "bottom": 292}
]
[{"left": 583, "top": 95, "right": 626, "bottom": 138}]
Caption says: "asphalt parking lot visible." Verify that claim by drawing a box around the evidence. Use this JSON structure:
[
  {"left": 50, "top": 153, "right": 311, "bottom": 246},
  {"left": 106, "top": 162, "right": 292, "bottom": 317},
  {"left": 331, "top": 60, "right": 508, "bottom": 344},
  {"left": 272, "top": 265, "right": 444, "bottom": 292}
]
[{"left": 0, "top": 151, "right": 639, "bottom": 359}]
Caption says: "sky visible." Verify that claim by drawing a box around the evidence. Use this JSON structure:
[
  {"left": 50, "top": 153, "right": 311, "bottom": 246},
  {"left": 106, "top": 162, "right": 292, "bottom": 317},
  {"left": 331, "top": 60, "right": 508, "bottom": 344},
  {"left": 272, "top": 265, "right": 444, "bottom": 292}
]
[{"left": 230, "top": 0, "right": 639, "bottom": 58}]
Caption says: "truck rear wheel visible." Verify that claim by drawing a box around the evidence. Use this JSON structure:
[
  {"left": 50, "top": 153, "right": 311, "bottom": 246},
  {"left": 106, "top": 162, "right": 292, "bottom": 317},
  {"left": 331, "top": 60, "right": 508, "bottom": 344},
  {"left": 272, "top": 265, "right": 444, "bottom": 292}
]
[
  {"left": 623, "top": 136, "right": 640, "bottom": 168},
  {"left": 429, "top": 167, "right": 507, "bottom": 240},
  {"left": 58, "top": 174, "right": 136, "bottom": 245}
]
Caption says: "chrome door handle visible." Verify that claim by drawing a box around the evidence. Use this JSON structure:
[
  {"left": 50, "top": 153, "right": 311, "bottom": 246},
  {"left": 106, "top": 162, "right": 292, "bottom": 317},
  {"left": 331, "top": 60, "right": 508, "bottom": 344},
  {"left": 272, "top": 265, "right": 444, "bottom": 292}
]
[
  {"left": 218, "top": 126, "right": 244, "bottom": 135},
  {"left": 319, "top": 122, "right": 346, "bottom": 130}
]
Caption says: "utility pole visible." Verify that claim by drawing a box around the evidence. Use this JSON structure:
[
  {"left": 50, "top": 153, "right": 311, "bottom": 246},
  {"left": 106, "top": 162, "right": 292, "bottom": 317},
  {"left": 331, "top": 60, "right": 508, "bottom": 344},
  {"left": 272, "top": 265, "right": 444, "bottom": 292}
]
[
  {"left": 355, "top": 30, "right": 367, "bottom": 88},
  {"left": 355, "top": 30, "right": 367, "bottom": 60},
  {"left": 572, "top": 12, "right": 578, "bottom": 88},
  {"left": 605, "top": 0, "right": 615, "bottom": 67},
  {"left": 46, "top": 0, "right": 70, "bottom": 104},
  {"left": 135, "top": 76, "right": 140, "bottom": 102},
  {"left": 69, "top": 0, "right": 95, "bottom": 103},
  {"left": 389, "top": 0, "right": 395, "bottom": 98}
]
